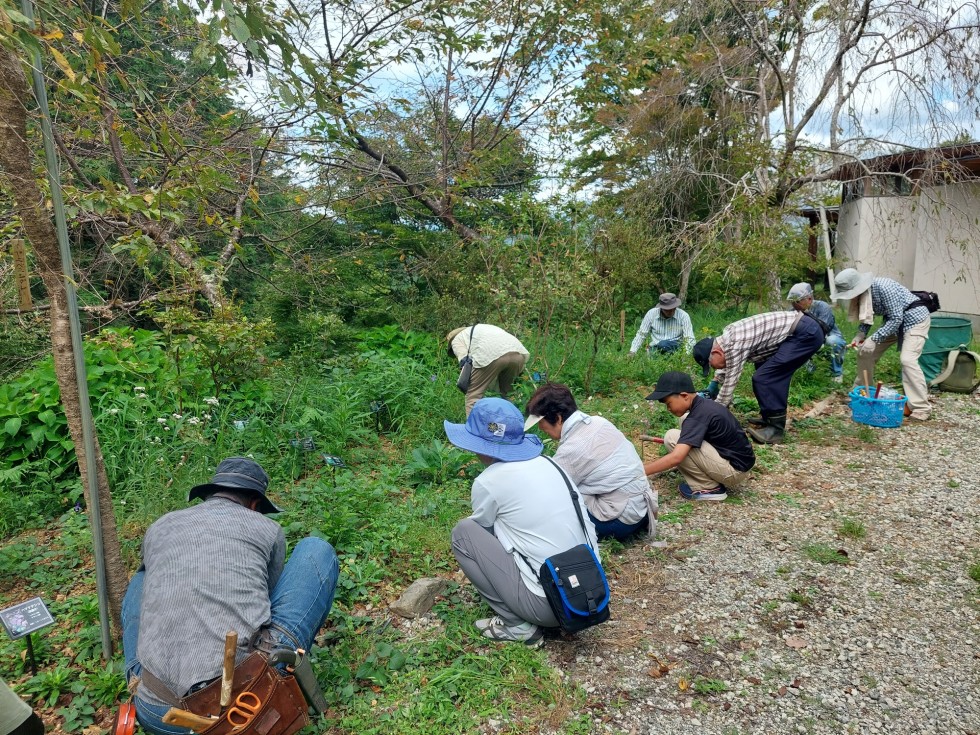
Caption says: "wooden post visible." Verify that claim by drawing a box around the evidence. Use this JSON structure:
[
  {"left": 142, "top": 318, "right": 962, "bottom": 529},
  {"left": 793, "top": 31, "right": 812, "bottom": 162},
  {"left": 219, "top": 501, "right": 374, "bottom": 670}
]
[
  {"left": 11, "top": 238, "right": 33, "bottom": 310},
  {"left": 620, "top": 310, "right": 625, "bottom": 345}
]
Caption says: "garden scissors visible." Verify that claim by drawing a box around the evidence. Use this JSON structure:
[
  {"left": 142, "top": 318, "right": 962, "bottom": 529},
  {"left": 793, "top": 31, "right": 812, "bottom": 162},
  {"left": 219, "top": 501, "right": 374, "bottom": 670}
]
[{"left": 227, "top": 691, "right": 262, "bottom": 729}]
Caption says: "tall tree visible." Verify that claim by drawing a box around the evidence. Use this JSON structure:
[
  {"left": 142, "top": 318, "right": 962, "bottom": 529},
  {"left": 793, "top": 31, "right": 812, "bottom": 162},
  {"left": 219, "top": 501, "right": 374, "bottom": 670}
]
[
  {"left": 280, "top": 0, "right": 594, "bottom": 243},
  {"left": 0, "top": 40, "right": 130, "bottom": 626}
]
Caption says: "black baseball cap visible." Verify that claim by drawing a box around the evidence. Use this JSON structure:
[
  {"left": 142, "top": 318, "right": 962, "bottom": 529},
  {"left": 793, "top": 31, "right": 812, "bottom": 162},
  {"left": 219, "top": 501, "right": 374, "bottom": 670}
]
[
  {"left": 646, "top": 371, "right": 696, "bottom": 401},
  {"left": 692, "top": 337, "right": 714, "bottom": 377}
]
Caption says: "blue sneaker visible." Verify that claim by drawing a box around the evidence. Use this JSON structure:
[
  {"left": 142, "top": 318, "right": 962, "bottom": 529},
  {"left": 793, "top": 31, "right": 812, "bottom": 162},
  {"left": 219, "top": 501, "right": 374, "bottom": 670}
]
[{"left": 679, "top": 482, "right": 727, "bottom": 501}]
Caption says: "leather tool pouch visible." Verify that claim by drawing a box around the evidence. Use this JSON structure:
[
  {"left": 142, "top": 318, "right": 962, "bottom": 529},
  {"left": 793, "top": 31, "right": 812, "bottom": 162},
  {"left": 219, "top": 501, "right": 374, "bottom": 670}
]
[{"left": 180, "top": 652, "right": 309, "bottom": 735}]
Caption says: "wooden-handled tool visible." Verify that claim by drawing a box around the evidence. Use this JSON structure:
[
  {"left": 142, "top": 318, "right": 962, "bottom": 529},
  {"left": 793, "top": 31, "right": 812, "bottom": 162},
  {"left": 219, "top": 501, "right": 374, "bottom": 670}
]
[
  {"left": 874, "top": 381, "right": 883, "bottom": 398},
  {"left": 220, "top": 630, "right": 238, "bottom": 708},
  {"left": 863, "top": 370, "right": 871, "bottom": 394},
  {"left": 162, "top": 708, "right": 217, "bottom": 732}
]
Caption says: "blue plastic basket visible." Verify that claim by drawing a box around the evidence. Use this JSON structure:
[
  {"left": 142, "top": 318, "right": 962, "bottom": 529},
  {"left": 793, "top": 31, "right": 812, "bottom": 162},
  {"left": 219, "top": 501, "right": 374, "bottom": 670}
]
[{"left": 848, "top": 387, "right": 906, "bottom": 428}]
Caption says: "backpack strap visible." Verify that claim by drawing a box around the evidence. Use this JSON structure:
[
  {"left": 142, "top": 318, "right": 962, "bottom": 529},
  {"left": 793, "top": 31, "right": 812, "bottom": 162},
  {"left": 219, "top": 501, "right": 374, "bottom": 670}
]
[
  {"left": 542, "top": 456, "right": 596, "bottom": 552},
  {"left": 461, "top": 324, "right": 477, "bottom": 364}
]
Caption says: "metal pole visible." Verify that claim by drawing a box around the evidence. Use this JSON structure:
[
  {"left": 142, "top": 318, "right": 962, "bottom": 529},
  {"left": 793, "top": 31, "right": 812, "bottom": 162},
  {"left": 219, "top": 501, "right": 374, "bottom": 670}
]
[{"left": 21, "top": 0, "right": 113, "bottom": 659}]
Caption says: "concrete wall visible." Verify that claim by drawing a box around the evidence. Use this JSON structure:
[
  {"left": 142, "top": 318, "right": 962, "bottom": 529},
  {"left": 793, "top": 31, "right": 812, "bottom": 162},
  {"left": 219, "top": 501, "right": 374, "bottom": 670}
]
[
  {"left": 836, "top": 197, "right": 918, "bottom": 283},
  {"left": 912, "top": 182, "right": 980, "bottom": 318},
  {"left": 835, "top": 182, "right": 980, "bottom": 319}
]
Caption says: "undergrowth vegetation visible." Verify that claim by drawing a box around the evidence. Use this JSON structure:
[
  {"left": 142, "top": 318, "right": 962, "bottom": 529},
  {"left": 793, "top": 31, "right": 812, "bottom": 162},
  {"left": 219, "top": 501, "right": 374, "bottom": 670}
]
[{"left": 0, "top": 304, "right": 915, "bottom": 733}]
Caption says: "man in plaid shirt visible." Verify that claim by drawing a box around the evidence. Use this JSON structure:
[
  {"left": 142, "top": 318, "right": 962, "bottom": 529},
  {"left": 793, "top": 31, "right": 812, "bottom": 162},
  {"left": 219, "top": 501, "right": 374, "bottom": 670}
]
[
  {"left": 834, "top": 268, "right": 932, "bottom": 420},
  {"left": 692, "top": 311, "right": 824, "bottom": 443}
]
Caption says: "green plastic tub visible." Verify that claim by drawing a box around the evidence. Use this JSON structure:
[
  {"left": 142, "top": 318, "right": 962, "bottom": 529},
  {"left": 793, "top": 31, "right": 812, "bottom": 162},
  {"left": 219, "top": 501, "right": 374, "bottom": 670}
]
[{"left": 921, "top": 317, "right": 973, "bottom": 382}]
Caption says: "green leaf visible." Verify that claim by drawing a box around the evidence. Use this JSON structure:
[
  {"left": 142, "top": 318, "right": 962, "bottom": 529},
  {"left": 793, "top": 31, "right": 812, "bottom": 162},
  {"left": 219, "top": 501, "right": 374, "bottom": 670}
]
[
  {"left": 4, "top": 417, "right": 22, "bottom": 436},
  {"left": 228, "top": 14, "right": 251, "bottom": 44}
]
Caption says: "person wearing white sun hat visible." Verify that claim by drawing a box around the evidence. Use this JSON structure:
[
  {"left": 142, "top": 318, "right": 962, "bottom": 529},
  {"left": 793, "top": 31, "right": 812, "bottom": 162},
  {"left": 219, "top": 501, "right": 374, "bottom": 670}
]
[{"left": 833, "top": 268, "right": 931, "bottom": 420}]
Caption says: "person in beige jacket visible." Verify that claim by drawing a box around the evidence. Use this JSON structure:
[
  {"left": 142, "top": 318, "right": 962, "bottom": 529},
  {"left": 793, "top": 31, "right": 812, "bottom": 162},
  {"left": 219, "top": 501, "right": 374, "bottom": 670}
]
[{"left": 447, "top": 324, "right": 529, "bottom": 416}]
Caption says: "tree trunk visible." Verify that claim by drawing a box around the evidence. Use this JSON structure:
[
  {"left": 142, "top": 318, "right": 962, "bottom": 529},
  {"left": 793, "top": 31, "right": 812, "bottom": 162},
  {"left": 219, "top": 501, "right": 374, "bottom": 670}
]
[{"left": 0, "top": 45, "right": 127, "bottom": 633}]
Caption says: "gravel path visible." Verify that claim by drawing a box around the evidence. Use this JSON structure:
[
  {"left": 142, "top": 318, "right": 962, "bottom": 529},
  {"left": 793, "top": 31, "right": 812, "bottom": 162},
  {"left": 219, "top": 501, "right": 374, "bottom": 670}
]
[{"left": 551, "top": 391, "right": 980, "bottom": 735}]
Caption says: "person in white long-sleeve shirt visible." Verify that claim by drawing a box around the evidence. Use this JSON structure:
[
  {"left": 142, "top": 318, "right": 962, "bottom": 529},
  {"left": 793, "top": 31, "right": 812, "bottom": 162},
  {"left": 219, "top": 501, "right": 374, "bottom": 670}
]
[
  {"left": 628, "top": 293, "right": 696, "bottom": 355},
  {"left": 446, "top": 398, "right": 598, "bottom": 647},
  {"left": 447, "top": 324, "right": 529, "bottom": 416},
  {"left": 525, "top": 383, "right": 657, "bottom": 540}
]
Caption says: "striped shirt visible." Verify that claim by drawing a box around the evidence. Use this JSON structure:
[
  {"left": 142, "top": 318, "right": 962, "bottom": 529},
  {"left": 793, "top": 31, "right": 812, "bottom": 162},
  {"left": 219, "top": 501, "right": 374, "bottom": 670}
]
[
  {"left": 136, "top": 497, "right": 285, "bottom": 705},
  {"left": 858, "top": 278, "right": 930, "bottom": 342},
  {"left": 714, "top": 311, "right": 803, "bottom": 406},
  {"left": 629, "top": 307, "right": 696, "bottom": 353}
]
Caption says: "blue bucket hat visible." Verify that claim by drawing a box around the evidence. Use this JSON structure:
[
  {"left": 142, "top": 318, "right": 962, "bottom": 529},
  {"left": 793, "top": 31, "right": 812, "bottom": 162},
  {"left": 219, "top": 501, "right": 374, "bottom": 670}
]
[
  {"left": 188, "top": 456, "right": 282, "bottom": 514},
  {"left": 444, "top": 398, "right": 543, "bottom": 462}
]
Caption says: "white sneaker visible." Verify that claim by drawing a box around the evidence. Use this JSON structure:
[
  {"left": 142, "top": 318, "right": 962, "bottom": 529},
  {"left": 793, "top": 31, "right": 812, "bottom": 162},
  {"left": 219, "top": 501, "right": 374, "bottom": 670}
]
[
  {"left": 477, "top": 616, "right": 543, "bottom": 646},
  {"left": 832, "top": 375, "right": 843, "bottom": 383}
]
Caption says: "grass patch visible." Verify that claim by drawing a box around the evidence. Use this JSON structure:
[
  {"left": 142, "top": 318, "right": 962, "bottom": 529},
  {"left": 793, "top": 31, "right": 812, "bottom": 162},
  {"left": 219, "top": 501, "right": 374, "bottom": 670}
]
[
  {"left": 659, "top": 502, "right": 695, "bottom": 524},
  {"left": 802, "top": 543, "right": 850, "bottom": 565},
  {"left": 773, "top": 493, "right": 801, "bottom": 508},
  {"left": 691, "top": 677, "right": 729, "bottom": 695},
  {"left": 788, "top": 589, "right": 814, "bottom": 608},
  {"left": 836, "top": 518, "right": 867, "bottom": 539},
  {"left": 969, "top": 562, "right": 980, "bottom": 584}
]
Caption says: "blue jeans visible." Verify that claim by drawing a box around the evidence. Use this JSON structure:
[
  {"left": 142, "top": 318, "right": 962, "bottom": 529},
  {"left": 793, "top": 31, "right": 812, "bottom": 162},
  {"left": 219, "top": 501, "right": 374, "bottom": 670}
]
[
  {"left": 122, "top": 537, "right": 339, "bottom": 735},
  {"left": 652, "top": 339, "right": 681, "bottom": 354},
  {"left": 826, "top": 331, "right": 846, "bottom": 377},
  {"left": 588, "top": 512, "right": 648, "bottom": 541}
]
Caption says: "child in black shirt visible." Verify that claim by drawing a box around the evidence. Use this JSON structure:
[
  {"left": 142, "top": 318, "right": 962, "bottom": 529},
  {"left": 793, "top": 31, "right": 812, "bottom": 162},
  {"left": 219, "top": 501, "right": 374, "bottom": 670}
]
[{"left": 644, "top": 371, "right": 756, "bottom": 501}]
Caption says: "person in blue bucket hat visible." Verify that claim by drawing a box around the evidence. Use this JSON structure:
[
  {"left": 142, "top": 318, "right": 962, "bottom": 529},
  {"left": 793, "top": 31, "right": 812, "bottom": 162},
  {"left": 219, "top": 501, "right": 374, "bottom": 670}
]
[{"left": 445, "top": 398, "right": 599, "bottom": 646}]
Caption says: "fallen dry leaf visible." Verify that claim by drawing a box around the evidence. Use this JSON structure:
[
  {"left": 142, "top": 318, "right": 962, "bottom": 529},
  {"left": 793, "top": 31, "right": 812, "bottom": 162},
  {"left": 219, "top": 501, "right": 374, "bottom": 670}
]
[{"left": 785, "top": 636, "right": 808, "bottom": 649}]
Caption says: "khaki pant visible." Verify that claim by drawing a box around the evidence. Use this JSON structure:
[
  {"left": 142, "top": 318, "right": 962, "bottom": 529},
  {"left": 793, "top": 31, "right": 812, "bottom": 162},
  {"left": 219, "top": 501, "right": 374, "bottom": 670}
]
[
  {"left": 664, "top": 429, "right": 750, "bottom": 492},
  {"left": 465, "top": 351, "right": 527, "bottom": 416},
  {"left": 854, "top": 317, "right": 931, "bottom": 419}
]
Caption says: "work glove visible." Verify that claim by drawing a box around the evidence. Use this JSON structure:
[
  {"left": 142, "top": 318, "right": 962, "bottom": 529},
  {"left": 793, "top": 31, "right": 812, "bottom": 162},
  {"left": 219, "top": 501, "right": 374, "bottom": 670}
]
[
  {"left": 858, "top": 339, "right": 877, "bottom": 356},
  {"left": 697, "top": 380, "right": 720, "bottom": 399}
]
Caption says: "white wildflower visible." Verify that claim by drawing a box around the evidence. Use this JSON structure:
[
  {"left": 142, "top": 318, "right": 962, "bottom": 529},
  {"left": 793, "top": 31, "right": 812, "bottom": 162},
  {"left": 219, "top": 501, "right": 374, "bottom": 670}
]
[
  {"left": 203, "top": 397, "right": 219, "bottom": 406},
  {"left": 108, "top": 408, "right": 121, "bottom": 415},
  {"left": 187, "top": 416, "right": 201, "bottom": 425},
  {"left": 157, "top": 417, "right": 167, "bottom": 424},
  {"left": 134, "top": 385, "right": 146, "bottom": 393},
  {"left": 172, "top": 413, "right": 182, "bottom": 420}
]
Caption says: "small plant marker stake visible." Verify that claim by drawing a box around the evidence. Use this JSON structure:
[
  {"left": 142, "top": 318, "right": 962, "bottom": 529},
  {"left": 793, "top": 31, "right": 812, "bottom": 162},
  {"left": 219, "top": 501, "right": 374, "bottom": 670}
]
[
  {"left": 290, "top": 435, "right": 316, "bottom": 476},
  {"left": 1, "top": 597, "right": 55, "bottom": 674},
  {"left": 322, "top": 455, "right": 346, "bottom": 487},
  {"left": 370, "top": 399, "right": 390, "bottom": 434}
]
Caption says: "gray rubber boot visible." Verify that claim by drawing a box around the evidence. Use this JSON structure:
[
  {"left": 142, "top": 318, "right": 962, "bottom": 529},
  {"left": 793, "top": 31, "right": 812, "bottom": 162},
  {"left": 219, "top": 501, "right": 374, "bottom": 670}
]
[{"left": 747, "top": 413, "right": 786, "bottom": 444}]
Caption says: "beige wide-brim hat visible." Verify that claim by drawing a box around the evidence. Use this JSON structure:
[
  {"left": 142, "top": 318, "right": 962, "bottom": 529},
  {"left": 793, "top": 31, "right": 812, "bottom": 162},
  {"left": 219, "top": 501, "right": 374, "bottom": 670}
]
[
  {"left": 446, "top": 327, "right": 467, "bottom": 342},
  {"left": 834, "top": 268, "right": 874, "bottom": 300}
]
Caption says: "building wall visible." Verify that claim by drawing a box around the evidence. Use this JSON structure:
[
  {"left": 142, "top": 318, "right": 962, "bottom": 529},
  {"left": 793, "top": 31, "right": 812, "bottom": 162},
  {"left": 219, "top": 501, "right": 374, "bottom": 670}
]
[
  {"left": 835, "top": 196, "right": 918, "bottom": 283},
  {"left": 912, "top": 182, "right": 980, "bottom": 319},
  {"left": 835, "top": 183, "right": 980, "bottom": 323}
]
